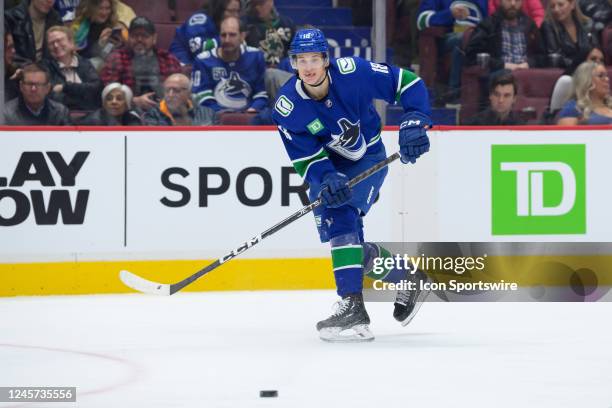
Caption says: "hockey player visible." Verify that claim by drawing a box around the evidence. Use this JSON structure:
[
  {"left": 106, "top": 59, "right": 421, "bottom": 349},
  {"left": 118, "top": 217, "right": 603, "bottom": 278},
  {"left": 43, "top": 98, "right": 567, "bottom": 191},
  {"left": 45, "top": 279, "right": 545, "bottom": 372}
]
[{"left": 271, "top": 28, "right": 432, "bottom": 342}]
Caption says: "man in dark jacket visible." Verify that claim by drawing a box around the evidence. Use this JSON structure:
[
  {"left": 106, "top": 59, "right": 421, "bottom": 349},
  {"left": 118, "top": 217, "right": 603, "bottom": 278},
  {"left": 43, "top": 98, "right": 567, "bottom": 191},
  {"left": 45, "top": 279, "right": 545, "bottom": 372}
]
[
  {"left": 143, "top": 73, "right": 216, "bottom": 126},
  {"left": 465, "top": 0, "right": 544, "bottom": 71},
  {"left": 4, "top": 0, "right": 63, "bottom": 66},
  {"left": 463, "top": 72, "right": 525, "bottom": 125},
  {"left": 4, "top": 62, "right": 71, "bottom": 125},
  {"left": 43, "top": 25, "right": 102, "bottom": 111}
]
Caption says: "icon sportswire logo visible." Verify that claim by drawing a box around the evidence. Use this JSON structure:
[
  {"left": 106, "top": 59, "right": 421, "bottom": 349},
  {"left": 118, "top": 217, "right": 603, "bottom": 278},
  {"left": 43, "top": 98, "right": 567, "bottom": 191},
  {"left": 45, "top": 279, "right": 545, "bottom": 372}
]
[{"left": 491, "top": 144, "right": 586, "bottom": 235}]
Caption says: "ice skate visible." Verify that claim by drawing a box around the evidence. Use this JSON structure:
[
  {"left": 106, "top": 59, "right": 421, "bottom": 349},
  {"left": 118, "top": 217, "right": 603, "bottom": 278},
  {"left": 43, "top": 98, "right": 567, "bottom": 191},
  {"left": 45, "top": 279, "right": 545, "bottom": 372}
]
[
  {"left": 393, "top": 270, "right": 431, "bottom": 326},
  {"left": 317, "top": 293, "right": 374, "bottom": 342}
]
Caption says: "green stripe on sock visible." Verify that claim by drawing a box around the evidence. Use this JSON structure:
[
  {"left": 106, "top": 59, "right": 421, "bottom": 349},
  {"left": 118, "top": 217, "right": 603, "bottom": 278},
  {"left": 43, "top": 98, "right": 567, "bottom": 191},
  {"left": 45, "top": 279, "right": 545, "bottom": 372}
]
[{"left": 331, "top": 246, "right": 363, "bottom": 270}]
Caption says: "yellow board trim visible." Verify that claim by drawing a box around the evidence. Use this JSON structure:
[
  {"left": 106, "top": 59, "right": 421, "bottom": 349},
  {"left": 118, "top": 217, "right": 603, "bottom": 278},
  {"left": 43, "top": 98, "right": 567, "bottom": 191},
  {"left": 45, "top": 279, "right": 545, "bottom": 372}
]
[
  {"left": 0, "top": 258, "right": 334, "bottom": 297},
  {"left": 2, "top": 255, "right": 612, "bottom": 297}
]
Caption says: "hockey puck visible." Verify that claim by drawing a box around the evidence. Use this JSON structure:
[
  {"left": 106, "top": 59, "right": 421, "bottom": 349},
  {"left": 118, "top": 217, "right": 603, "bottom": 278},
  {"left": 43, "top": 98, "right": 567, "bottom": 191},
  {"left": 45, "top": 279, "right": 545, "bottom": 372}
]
[{"left": 259, "top": 390, "right": 278, "bottom": 398}]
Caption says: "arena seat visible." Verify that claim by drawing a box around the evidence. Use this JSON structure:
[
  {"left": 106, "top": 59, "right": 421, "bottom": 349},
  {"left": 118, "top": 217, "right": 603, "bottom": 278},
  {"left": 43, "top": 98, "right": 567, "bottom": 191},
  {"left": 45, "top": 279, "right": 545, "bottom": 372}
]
[
  {"left": 155, "top": 23, "right": 178, "bottom": 52},
  {"left": 512, "top": 68, "right": 564, "bottom": 124},
  {"left": 217, "top": 112, "right": 256, "bottom": 125}
]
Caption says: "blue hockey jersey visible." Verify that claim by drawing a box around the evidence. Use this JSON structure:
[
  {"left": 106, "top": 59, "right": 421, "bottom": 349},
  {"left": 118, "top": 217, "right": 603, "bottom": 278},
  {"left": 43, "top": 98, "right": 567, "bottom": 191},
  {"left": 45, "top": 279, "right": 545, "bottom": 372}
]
[
  {"left": 271, "top": 57, "right": 430, "bottom": 186},
  {"left": 169, "top": 12, "right": 219, "bottom": 65},
  {"left": 191, "top": 44, "right": 268, "bottom": 112},
  {"left": 417, "top": 0, "right": 487, "bottom": 30},
  {"left": 54, "top": 0, "right": 79, "bottom": 23}
]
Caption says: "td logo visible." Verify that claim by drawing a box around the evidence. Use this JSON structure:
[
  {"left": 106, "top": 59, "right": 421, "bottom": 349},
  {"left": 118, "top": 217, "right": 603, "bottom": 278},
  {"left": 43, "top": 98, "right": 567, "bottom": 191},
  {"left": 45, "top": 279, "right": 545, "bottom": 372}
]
[{"left": 491, "top": 144, "right": 585, "bottom": 235}]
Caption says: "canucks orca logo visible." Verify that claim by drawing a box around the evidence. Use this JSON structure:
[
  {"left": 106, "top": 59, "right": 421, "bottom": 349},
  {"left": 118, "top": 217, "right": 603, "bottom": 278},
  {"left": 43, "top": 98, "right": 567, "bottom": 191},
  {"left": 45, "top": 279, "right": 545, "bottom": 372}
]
[
  {"left": 327, "top": 118, "right": 367, "bottom": 160},
  {"left": 214, "top": 71, "right": 252, "bottom": 110}
]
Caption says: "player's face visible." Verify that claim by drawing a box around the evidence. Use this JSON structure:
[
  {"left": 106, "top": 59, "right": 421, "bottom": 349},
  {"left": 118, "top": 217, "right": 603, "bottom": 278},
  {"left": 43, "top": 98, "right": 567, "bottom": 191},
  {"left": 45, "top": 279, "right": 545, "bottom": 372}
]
[
  {"left": 296, "top": 53, "right": 327, "bottom": 85},
  {"left": 489, "top": 84, "right": 516, "bottom": 116},
  {"left": 549, "top": 0, "right": 574, "bottom": 23},
  {"left": 591, "top": 65, "right": 610, "bottom": 99},
  {"left": 104, "top": 88, "right": 128, "bottom": 117}
]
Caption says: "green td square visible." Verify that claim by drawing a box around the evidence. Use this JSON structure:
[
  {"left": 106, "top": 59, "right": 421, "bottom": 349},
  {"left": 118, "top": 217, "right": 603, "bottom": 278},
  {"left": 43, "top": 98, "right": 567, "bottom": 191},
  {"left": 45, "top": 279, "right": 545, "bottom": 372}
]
[
  {"left": 491, "top": 144, "right": 586, "bottom": 235},
  {"left": 307, "top": 119, "right": 324, "bottom": 135}
]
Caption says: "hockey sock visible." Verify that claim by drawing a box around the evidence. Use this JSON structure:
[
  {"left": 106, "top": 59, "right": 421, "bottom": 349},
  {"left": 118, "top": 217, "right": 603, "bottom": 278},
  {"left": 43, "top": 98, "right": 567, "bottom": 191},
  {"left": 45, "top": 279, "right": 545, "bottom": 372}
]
[{"left": 330, "top": 232, "right": 364, "bottom": 297}]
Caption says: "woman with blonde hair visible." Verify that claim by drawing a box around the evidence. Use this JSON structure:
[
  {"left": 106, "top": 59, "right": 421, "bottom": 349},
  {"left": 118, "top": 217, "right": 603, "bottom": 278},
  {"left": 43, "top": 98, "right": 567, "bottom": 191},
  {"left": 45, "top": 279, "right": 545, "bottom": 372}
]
[
  {"left": 540, "top": 0, "right": 598, "bottom": 70},
  {"left": 558, "top": 61, "right": 612, "bottom": 124},
  {"left": 72, "top": 0, "right": 127, "bottom": 69}
]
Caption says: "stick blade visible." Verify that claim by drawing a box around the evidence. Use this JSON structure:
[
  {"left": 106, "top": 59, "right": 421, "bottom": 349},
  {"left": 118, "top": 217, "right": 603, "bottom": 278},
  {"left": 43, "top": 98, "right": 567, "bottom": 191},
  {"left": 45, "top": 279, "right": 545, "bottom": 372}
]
[{"left": 119, "top": 270, "right": 171, "bottom": 296}]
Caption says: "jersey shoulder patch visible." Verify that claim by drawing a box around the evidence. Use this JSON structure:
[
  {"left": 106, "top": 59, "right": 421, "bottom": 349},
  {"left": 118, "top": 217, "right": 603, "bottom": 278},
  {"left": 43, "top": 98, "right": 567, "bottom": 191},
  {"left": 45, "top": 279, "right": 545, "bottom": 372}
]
[
  {"left": 245, "top": 45, "right": 260, "bottom": 53},
  {"left": 336, "top": 57, "right": 356, "bottom": 75},
  {"left": 274, "top": 94, "right": 294, "bottom": 117},
  {"left": 189, "top": 13, "right": 208, "bottom": 26}
]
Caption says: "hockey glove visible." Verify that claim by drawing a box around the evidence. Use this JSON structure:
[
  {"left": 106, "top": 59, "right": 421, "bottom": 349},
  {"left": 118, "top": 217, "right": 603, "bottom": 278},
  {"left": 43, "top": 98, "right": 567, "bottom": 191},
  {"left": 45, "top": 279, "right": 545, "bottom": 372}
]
[
  {"left": 399, "top": 111, "right": 432, "bottom": 164},
  {"left": 319, "top": 172, "right": 352, "bottom": 208}
]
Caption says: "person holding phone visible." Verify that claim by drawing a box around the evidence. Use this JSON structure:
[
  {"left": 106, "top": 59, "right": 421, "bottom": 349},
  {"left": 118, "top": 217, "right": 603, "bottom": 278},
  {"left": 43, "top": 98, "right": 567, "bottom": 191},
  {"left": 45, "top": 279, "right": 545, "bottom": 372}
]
[{"left": 72, "top": 0, "right": 126, "bottom": 69}]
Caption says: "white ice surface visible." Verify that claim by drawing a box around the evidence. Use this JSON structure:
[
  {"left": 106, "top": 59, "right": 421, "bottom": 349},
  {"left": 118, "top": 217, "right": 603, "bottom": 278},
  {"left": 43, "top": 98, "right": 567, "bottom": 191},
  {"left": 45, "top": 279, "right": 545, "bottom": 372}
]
[{"left": 1, "top": 291, "right": 612, "bottom": 408}]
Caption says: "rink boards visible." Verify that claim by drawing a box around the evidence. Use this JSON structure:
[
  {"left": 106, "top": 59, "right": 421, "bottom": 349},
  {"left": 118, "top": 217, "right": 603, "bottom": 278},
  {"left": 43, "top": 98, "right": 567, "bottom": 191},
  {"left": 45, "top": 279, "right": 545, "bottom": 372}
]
[{"left": 1, "top": 126, "right": 612, "bottom": 296}]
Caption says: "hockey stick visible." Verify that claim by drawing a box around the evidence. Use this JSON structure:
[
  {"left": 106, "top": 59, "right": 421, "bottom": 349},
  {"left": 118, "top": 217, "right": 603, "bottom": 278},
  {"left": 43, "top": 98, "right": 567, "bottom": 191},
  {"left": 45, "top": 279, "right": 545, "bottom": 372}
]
[{"left": 120, "top": 151, "right": 401, "bottom": 295}]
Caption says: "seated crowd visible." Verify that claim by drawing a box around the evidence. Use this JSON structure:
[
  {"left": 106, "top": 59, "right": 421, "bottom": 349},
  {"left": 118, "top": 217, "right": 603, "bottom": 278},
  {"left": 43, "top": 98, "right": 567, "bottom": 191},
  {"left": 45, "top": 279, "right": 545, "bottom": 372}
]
[{"left": 3, "top": 0, "right": 612, "bottom": 126}]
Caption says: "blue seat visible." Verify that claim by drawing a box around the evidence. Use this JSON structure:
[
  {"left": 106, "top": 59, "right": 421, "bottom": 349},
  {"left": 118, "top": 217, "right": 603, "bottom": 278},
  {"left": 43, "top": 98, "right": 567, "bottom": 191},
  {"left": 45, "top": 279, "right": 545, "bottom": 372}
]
[{"left": 322, "top": 26, "right": 372, "bottom": 48}]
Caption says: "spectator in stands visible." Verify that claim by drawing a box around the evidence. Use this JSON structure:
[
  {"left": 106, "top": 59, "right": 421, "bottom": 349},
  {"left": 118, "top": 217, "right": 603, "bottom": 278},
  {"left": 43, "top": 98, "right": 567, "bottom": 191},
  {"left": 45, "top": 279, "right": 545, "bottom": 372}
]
[
  {"left": 54, "top": 0, "right": 79, "bottom": 23},
  {"left": 549, "top": 45, "right": 604, "bottom": 111},
  {"left": 243, "top": 0, "right": 295, "bottom": 67},
  {"left": 540, "top": 0, "right": 598, "bottom": 70},
  {"left": 466, "top": 0, "right": 545, "bottom": 71},
  {"left": 143, "top": 73, "right": 216, "bottom": 125},
  {"left": 72, "top": 0, "right": 127, "bottom": 69},
  {"left": 169, "top": 0, "right": 241, "bottom": 65},
  {"left": 55, "top": 0, "right": 135, "bottom": 25},
  {"left": 192, "top": 16, "right": 268, "bottom": 114},
  {"left": 417, "top": 0, "right": 487, "bottom": 101},
  {"left": 490, "top": 0, "right": 545, "bottom": 26},
  {"left": 79, "top": 82, "right": 142, "bottom": 125},
  {"left": 578, "top": 0, "right": 612, "bottom": 34},
  {"left": 242, "top": 0, "right": 295, "bottom": 103},
  {"left": 463, "top": 72, "right": 526, "bottom": 124},
  {"left": 3, "top": 62, "right": 71, "bottom": 125},
  {"left": 4, "top": 32, "right": 20, "bottom": 102},
  {"left": 100, "top": 16, "right": 182, "bottom": 110},
  {"left": 5, "top": 0, "right": 63, "bottom": 66},
  {"left": 558, "top": 60, "right": 612, "bottom": 124},
  {"left": 4, "top": 0, "right": 21, "bottom": 10},
  {"left": 43, "top": 25, "right": 102, "bottom": 110}
]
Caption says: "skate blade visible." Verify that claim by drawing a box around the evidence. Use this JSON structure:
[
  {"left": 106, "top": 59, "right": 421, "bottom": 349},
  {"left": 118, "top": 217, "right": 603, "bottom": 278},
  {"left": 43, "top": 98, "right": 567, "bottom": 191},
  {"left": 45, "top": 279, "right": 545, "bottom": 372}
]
[
  {"left": 400, "top": 289, "right": 431, "bottom": 327},
  {"left": 319, "top": 324, "right": 375, "bottom": 343}
]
